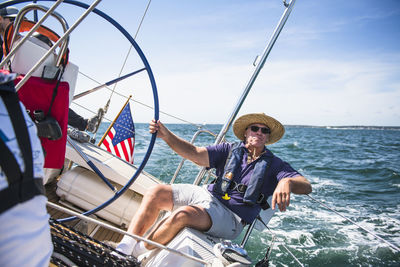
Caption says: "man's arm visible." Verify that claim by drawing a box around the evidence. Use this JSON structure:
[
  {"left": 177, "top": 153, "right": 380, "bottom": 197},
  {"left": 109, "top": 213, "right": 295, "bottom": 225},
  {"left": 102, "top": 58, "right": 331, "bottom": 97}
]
[
  {"left": 68, "top": 108, "right": 88, "bottom": 131},
  {"left": 271, "top": 176, "right": 312, "bottom": 212},
  {"left": 149, "top": 120, "right": 210, "bottom": 167}
]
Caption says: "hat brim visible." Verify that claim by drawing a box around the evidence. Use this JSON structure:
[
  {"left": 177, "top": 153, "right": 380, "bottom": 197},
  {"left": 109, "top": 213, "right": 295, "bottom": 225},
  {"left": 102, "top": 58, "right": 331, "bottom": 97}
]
[{"left": 233, "top": 113, "right": 285, "bottom": 145}]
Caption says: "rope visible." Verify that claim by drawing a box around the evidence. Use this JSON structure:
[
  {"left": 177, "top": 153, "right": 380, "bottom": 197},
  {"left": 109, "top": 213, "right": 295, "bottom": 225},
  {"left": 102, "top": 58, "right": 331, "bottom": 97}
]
[
  {"left": 307, "top": 194, "right": 400, "bottom": 252},
  {"left": 47, "top": 201, "right": 209, "bottom": 265},
  {"left": 50, "top": 220, "right": 139, "bottom": 266}
]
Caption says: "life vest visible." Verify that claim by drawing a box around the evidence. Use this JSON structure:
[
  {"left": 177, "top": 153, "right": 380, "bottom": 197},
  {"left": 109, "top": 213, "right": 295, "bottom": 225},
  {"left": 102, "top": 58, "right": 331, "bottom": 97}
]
[
  {"left": 213, "top": 142, "right": 272, "bottom": 207},
  {"left": 0, "top": 75, "right": 44, "bottom": 214}
]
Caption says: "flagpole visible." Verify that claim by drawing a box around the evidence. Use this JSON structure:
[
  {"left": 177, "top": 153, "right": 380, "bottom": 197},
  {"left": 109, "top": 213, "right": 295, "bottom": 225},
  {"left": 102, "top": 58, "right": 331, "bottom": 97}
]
[{"left": 97, "top": 95, "right": 132, "bottom": 146}]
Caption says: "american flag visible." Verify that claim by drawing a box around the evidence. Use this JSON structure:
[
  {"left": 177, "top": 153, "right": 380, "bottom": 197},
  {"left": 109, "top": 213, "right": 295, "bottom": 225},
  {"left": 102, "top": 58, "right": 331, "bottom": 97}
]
[{"left": 99, "top": 103, "right": 135, "bottom": 163}]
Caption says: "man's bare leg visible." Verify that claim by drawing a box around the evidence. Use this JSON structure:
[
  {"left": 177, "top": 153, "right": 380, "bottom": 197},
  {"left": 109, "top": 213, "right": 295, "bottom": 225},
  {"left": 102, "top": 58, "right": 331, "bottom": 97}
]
[
  {"left": 116, "top": 184, "right": 173, "bottom": 255},
  {"left": 144, "top": 205, "right": 212, "bottom": 250},
  {"left": 118, "top": 184, "right": 212, "bottom": 255},
  {"left": 128, "top": 184, "right": 174, "bottom": 235}
]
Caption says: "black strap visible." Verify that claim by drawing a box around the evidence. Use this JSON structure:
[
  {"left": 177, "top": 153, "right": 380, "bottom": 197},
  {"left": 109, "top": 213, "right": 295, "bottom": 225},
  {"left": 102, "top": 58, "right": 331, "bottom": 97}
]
[
  {"left": 0, "top": 84, "right": 44, "bottom": 213},
  {"left": 46, "top": 67, "right": 64, "bottom": 116},
  {"left": 0, "top": 137, "right": 23, "bottom": 184},
  {"left": 228, "top": 181, "right": 271, "bottom": 210},
  {"left": 1, "top": 88, "right": 33, "bottom": 179},
  {"left": 0, "top": 173, "right": 44, "bottom": 214},
  {"left": 222, "top": 141, "right": 242, "bottom": 173}
]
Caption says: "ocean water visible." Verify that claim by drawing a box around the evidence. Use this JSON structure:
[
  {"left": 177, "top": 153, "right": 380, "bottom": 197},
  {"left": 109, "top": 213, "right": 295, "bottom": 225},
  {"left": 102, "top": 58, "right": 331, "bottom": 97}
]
[{"left": 98, "top": 123, "right": 400, "bottom": 266}]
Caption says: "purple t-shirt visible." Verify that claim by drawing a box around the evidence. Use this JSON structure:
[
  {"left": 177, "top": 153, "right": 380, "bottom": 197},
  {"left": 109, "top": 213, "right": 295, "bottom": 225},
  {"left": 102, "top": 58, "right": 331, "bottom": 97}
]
[{"left": 207, "top": 142, "right": 301, "bottom": 223}]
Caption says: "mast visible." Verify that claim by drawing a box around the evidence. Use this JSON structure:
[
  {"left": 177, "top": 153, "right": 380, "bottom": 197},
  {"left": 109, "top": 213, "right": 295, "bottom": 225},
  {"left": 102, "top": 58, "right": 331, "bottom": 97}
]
[{"left": 193, "top": 0, "right": 297, "bottom": 185}]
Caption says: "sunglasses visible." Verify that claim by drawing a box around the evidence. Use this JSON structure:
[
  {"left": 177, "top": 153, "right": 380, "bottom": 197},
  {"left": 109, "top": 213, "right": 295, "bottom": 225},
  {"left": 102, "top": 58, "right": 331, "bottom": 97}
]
[{"left": 249, "top": 125, "right": 271, "bottom": 134}]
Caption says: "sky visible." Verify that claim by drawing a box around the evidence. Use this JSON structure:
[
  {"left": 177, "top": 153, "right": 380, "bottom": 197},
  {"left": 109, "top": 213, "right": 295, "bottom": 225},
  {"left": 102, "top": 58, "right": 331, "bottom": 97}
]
[{"left": 6, "top": 0, "right": 400, "bottom": 126}]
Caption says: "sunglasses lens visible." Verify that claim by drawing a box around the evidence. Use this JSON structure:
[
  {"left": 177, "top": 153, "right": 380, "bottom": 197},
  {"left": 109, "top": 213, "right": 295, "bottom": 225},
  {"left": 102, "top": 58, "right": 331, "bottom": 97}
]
[
  {"left": 250, "top": 126, "right": 259, "bottom": 132},
  {"left": 261, "top": 128, "right": 270, "bottom": 134},
  {"left": 250, "top": 126, "right": 270, "bottom": 134}
]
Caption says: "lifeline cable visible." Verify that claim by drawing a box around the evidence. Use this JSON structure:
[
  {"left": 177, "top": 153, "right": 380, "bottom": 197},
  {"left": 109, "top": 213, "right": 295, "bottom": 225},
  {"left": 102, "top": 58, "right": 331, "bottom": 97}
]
[{"left": 307, "top": 194, "right": 400, "bottom": 252}]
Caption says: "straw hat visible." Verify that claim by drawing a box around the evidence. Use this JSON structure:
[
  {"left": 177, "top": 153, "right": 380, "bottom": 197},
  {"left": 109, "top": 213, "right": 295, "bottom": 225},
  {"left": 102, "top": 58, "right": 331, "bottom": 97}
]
[{"left": 233, "top": 113, "right": 285, "bottom": 145}]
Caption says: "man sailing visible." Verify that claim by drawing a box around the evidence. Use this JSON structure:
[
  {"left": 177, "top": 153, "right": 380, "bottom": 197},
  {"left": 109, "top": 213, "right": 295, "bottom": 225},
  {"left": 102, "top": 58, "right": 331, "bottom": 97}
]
[{"left": 116, "top": 113, "right": 312, "bottom": 257}]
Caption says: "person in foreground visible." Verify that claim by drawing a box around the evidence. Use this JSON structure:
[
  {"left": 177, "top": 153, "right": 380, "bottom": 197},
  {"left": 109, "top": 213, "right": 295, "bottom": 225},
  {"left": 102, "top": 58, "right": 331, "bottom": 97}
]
[
  {"left": 0, "top": 72, "right": 53, "bottom": 266},
  {"left": 116, "top": 113, "right": 312, "bottom": 257}
]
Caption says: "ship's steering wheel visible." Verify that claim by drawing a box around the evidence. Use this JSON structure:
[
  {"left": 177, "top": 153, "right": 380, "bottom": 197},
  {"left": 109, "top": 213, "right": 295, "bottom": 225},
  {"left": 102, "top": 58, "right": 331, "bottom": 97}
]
[{"left": 0, "top": 0, "right": 159, "bottom": 222}]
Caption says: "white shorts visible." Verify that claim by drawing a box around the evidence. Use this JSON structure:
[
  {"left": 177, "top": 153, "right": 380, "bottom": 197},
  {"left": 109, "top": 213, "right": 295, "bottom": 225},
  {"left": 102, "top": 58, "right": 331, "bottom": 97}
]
[
  {"left": 0, "top": 195, "right": 53, "bottom": 267},
  {"left": 171, "top": 184, "right": 244, "bottom": 240}
]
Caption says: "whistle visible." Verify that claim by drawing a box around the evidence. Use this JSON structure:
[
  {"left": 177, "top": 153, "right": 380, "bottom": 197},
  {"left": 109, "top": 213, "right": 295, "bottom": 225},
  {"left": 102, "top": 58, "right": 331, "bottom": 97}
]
[{"left": 222, "top": 193, "right": 231, "bottom": 200}]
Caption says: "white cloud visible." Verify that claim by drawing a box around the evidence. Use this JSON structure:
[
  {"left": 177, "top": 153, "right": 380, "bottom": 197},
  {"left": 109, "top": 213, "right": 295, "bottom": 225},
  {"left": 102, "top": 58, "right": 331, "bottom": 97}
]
[
  {"left": 59, "top": 0, "right": 400, "bottom": 127},
  {"left": 149, "top": 55, "right": 400, "bottom": 126}
]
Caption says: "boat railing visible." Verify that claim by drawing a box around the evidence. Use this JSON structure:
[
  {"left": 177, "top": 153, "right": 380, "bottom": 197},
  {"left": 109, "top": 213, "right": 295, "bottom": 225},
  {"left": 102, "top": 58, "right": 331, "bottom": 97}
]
[
  {"left": 169, "top": 128, "right": 223, "bottom": 185},
  {"left": 0, "top": 0, "right": 64, "bottom": 71},
  {"left": 9, "top": 3, "right": 70, "bottom": 68},
  {"left": 2, "top": 0, "right": 102, "bottom": 92}
]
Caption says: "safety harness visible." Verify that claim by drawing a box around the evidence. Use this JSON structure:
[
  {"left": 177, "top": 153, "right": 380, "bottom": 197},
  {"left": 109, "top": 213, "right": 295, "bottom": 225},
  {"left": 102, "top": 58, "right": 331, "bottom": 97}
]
[
  {"left": 0, "top": 78, "right": 44, "bottom": 214},
  {"left": 213, "top": 142, "right": 272, "bottom": 209}
]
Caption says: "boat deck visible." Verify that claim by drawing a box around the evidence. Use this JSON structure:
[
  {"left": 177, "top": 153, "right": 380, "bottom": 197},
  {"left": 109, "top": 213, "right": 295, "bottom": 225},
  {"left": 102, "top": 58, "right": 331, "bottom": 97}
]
[{"left": 45, "top": 178, "right": 124, "bottom": 244}]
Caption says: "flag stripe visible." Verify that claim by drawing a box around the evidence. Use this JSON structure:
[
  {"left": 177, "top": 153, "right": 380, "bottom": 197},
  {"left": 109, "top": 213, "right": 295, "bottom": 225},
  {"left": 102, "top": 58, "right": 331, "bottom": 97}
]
[
  {"left": 127, "top": 138, "right": 134, "bottom": 163},
  {"left": 114, "top": 143, "right": 121, "bottom": 158},
  {"left": 102, "top": 137, "right": 111, "bottom": 152},
  {"left": 121, "top": 141, "right": 129, "bottom": 163},
  {"left": 98, "top": 103, "right": 135, "bottom": 164}
]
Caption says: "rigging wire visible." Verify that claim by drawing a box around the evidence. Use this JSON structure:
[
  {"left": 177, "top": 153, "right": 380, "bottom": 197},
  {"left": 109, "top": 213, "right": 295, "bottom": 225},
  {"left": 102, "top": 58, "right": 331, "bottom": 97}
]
[
  {"left": 104, "top": 0, "right": 152, "bottom": 111},
  {"left": 133, "top": 0, "right": 152, "bottom": 40},
  {"left": 66, "top": 0, "right": 156, "bottom": 141},
  {"left": 74, "top": 72, "right": 203, "bottom": 127},
  {"left": 281, "top": 245, "right": 304, "bottom": 267},
  {"left": 257, "top": 193, "right": 400, "bottom": 265},
  {"left": 74, "top": 0, "right": 203, "bottom": 129},
  {"left": 307, "top": 194, "right": 400, "bottom": 253},
  {"left": 57, "top": 0, "right": 400, "bottom": 260},
  {"left": 262, "top": 220, "right": 305, "bottom": 267},
  {"left": 71, "top": 100, "right": 203, "bottom": 154},
  {"left": 77, "top": 0, "right": 153, "bottom": 142}
]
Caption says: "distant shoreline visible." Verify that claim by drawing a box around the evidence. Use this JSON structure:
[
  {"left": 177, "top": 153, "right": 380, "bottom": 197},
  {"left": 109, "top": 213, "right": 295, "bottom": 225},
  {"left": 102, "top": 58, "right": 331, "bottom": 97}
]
[
  {"left": 285, "top": 125, "right": 400, "bottom": 130},
  {"left": 130, "top": 122, "right": 400, "bottom": 130}
]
